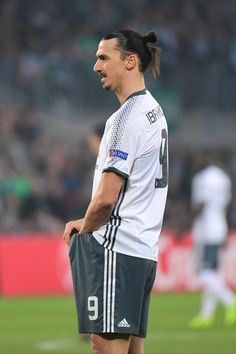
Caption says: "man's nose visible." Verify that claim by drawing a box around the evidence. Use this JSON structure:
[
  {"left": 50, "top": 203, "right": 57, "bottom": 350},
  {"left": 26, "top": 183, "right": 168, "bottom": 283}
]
[{"left": 93, "top": 61, "right": 100, "bottom": 73}]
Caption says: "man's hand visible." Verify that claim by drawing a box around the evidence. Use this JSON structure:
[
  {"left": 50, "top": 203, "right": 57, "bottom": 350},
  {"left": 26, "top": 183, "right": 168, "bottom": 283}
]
[{"left": 63, "top": 218, "right": 84, "bottom": 245}]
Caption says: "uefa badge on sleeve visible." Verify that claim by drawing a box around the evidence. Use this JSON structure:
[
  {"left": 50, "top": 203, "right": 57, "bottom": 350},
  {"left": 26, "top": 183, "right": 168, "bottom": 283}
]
[{"left": 109, "top": 149, "right": 128, "bottom": 160}]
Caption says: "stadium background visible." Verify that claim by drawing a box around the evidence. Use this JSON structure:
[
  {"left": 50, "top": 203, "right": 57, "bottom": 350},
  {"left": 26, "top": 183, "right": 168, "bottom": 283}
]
[{"left": 0, "top": 1, "right": 236, "bottom": 353}]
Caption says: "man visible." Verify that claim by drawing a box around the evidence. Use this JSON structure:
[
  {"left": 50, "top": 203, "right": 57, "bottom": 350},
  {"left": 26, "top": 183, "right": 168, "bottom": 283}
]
[
  {"left": 88, "top": 123, "right": 105, "bottom": 157},
  {"left": 63, "top": 29, "right": 168, "bottom": 354},
  {"left": 190, "top": 154, "right": 236, "bottom": 329}
]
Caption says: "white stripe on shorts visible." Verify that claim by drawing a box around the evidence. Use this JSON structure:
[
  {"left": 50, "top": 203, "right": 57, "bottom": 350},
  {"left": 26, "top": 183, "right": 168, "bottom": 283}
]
[
  {"left": 111, "top": 252, "right": 116, "bottom": 332},
  {"left": 103, "top": 249, "right": 116, "bottom": 332}
]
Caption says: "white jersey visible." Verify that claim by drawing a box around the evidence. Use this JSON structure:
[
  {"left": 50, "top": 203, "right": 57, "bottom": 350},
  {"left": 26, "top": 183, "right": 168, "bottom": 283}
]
[
  {"left": 92, "top": 89, "right": 168, "bottom": 261},
  {"left": 191, "top": 165, "right": 231, "bottom": 245}
]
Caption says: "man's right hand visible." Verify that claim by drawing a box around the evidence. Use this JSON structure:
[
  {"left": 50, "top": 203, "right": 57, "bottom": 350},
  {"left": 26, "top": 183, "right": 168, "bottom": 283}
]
[{"left": 63, "top": 219, "right": 84, "bottom": 245}]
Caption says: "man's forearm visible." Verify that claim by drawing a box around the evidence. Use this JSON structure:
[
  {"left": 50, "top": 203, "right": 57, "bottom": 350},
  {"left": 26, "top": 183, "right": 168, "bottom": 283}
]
[{"left": 80, "top": 198, "right": 115, "bottom": 234}]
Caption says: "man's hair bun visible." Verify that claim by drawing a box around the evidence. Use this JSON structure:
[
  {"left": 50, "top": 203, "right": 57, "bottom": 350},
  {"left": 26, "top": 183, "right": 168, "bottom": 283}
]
[
  {"left": 142, "top": 31, "right": 157, "bottom": 44},
  {"left": 103, "top": 29, "right": 161, "bottom": 77}
]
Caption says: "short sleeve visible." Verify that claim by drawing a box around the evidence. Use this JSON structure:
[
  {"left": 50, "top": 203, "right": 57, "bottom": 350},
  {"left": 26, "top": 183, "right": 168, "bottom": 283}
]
[{"left": 102, "top": 105, "right": 140, "bottom": 179}]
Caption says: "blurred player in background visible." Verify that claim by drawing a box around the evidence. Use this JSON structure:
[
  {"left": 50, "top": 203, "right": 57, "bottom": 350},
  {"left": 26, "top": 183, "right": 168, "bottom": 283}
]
[
  {"left": 190, "top": 153, "right": 236, "bottom": 329},
  {"left": 63, "top": 29, "right": 168, "bottom": 354},
  {"left": 88, "top": 123, "right": 105, "bottom": 157}
]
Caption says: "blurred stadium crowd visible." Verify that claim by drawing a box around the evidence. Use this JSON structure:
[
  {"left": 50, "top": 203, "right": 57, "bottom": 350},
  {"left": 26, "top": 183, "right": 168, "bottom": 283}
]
[
  {"left": 1, "top": 0, "right": 236, "bottom": 109},
  {"left": 0, "top": 0, "right": 236, "bottom": 234}
]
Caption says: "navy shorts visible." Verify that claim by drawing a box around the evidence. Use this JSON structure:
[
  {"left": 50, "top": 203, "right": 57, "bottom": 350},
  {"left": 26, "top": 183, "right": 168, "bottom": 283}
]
[
  {"left": 196, "top": 244, "right": 222, "bottom": 271},
  {"left": 69, "top": 233, "right": 157, "bottom": 337}
]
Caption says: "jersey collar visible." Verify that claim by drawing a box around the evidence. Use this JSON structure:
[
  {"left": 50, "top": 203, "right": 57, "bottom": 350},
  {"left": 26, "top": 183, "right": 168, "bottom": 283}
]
[{"left": 125, "top": 88, "right": 147, "bottom": 102}]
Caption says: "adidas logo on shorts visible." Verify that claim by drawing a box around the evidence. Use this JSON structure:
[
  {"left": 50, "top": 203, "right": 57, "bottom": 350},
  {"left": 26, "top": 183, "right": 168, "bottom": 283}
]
[{"left": 117, "top": 318, "right": 130, "bottom": 328}]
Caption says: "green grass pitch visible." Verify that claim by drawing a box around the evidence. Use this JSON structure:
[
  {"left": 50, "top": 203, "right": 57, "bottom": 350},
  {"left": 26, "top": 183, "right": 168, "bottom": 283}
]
[{"left": 0, "top": 293, "right": 235, "bottom": 354}]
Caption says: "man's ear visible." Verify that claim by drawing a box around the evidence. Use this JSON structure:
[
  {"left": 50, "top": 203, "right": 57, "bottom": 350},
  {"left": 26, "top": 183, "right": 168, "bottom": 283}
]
[{"left": 125, "top": 54, "right": 137, "bottom": 71}]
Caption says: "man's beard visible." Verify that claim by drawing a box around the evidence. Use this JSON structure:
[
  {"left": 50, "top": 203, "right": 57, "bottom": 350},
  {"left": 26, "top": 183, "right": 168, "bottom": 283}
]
[
  {"left": 101, "top": 74, "right": 112, "bottom": 91},
  {"left": 104, "top": 85, "right": 112, "bottom": 91}
]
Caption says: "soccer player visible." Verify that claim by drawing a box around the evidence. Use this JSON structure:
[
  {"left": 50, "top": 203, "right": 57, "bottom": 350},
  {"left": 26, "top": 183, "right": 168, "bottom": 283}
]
[
  {"left": 63, "top": 29, "right": 168, "bottom": 354},
  {"left": 190, "top": 154, "right": 236, "bottom": 329},
  {"left": 88, "top": 123, "right": 105, "bottom": 157}
]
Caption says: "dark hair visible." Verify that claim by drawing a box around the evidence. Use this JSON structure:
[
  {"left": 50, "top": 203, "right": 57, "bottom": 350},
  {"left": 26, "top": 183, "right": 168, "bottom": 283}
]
[{"left": 103, "top": 29, "right": 161, "bottom": 78}]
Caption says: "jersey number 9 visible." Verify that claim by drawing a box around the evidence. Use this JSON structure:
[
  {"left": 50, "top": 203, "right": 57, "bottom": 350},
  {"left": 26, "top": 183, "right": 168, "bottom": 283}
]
[{"left": 155, "top": 128, "right": 168, "bottom": 188}]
